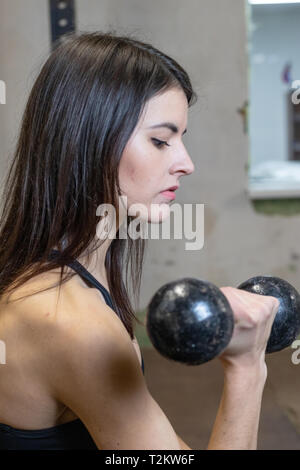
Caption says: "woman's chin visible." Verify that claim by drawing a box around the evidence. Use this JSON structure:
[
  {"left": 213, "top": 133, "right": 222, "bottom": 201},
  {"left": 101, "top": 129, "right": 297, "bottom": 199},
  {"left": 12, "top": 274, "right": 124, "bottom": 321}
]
[
  {"left": 127, "top": 201, "right": 170, "bottom": 224},
  {"left": 147, "top": 204, "right": 170, "bottom": 224}
]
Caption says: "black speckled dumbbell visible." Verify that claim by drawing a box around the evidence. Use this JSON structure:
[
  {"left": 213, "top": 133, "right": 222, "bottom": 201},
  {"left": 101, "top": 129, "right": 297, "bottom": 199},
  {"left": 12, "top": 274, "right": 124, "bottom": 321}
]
[{"left": 146, "top": 276, "right": 300, "bottom": 365}]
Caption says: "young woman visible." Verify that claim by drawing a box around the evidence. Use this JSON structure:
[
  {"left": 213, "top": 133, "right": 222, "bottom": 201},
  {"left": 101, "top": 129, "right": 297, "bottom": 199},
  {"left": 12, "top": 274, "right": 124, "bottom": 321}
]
[{"left": 0, "top": 31, "right": 278, "bottom": 450}]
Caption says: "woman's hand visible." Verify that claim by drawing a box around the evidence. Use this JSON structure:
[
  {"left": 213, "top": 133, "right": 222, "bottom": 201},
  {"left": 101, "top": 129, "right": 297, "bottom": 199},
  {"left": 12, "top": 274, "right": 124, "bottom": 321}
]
[{"left": 218, "top": 286, "right": 280, "bottom": 371}]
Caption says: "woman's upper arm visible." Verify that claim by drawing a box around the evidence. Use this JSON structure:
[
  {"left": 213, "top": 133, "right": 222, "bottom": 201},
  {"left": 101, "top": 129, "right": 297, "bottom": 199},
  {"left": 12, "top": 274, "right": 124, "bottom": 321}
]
[{"left": 47, "top": 298, "right": 182, "bottom": 450}]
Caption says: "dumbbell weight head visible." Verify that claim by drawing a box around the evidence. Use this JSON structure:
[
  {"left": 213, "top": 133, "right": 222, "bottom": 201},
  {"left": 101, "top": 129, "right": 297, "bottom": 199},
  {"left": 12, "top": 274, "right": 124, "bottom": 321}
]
[
  {"left": 146, "top": 277, "right": 234, "bottom": 365},
  {"left": 238, "top": 275, "right": 300, "bottom": 353}
]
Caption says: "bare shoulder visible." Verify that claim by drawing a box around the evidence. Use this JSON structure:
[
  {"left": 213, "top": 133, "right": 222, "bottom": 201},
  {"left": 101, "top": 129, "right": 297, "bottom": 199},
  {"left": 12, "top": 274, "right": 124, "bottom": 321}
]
[
  {"left": 1, "top": 266, "right": 74, "bottom": 315},
  {"left": 1, "top": 267, "right": 141, "bottom": 394},
  {"left": 2, "top": 265, "right": 105, "bottom": 324},
  {"left": 43, "top": 277, "right": 140, "bottom": 374},
  {"left": 10, "top": 263, "right": 116, "bottom": 320},
  {"left": 0, "top": 266, "right": 126, "bottom": 370},
  {"left": 0, "top": 260, "right": 145, "bottom": 377}
]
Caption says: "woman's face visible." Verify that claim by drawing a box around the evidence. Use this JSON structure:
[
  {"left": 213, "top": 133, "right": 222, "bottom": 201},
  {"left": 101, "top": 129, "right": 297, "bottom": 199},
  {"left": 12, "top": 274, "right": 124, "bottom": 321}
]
[{"left": 118, "top": 87, "right": 195, "bottom": 223}]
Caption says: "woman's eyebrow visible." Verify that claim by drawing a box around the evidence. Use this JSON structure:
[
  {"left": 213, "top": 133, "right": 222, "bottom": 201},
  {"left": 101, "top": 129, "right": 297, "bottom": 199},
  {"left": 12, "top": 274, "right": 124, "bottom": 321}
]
[{"left": 148, "top": 122, "right": 187, "bottom": 135}]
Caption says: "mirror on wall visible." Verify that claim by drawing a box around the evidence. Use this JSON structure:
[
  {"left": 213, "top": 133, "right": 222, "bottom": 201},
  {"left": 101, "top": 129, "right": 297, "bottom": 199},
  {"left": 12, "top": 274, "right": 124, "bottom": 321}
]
[{"left": 247, "top": 0, "right": 300, "bottom": 199}]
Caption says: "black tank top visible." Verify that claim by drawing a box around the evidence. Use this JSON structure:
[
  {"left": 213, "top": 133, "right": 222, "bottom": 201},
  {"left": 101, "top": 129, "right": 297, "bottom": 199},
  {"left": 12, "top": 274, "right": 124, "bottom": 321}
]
[{"left": 0, "top": 250, "right": 145, "bottom": 450}]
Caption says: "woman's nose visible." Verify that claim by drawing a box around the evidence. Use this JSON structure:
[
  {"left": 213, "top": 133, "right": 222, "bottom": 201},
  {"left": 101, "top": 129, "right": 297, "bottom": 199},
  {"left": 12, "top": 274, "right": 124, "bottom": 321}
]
[
  {"left": 171, "top": 148, "right": 195, "bottom": 176},
  {"left": 184, "top": 152, "right": 195, "bottom": 175}
]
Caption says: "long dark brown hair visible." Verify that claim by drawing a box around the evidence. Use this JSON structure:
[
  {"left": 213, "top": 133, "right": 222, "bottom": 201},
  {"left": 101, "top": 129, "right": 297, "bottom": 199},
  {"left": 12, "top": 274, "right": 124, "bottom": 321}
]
[{"left": 0, "top": 30, "right": 197, "bottom": 339}]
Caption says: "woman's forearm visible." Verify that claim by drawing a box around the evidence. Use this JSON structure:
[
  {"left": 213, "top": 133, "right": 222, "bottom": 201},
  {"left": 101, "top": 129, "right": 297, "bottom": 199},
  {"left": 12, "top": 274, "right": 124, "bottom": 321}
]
[{"left": 206, "top": 361, "right": 267, "bottom": 450}]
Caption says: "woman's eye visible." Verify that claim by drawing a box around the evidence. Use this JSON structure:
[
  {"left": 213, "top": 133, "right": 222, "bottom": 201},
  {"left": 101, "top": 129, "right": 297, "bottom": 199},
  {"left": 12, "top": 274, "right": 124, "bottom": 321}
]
[{"left": 151, "top": 138, "right": 170, "bottom": 149}]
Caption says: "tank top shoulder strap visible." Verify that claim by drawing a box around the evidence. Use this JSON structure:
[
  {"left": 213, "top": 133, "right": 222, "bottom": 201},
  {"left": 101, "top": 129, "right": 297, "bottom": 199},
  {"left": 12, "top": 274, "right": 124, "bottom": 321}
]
[
  {"left": 49, "top": 249, "right": 114, "bottom": 310},
  {"left": 67, "top": 259, "right": 114, "bottom": 310}
]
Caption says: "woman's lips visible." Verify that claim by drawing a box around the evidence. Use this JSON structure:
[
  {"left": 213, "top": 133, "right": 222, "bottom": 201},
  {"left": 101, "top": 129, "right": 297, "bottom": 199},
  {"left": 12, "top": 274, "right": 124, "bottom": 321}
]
[{"left": 160, "top": 190, "right": 176, "bottom": 201}]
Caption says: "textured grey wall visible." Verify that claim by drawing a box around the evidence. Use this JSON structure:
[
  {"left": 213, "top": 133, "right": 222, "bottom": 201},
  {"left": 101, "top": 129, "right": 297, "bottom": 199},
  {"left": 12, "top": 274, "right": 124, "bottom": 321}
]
[{"left": 0, "top": 0, "right": 49, "bottom": 190}]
